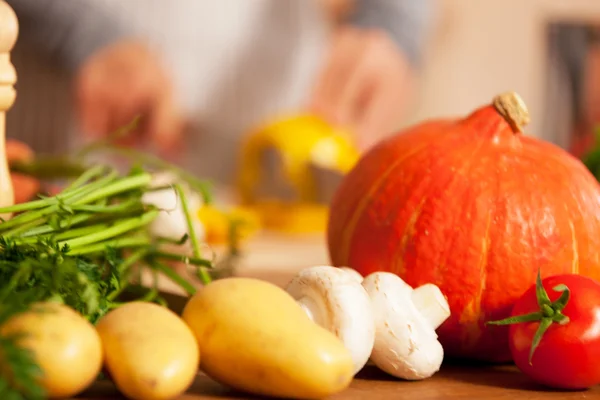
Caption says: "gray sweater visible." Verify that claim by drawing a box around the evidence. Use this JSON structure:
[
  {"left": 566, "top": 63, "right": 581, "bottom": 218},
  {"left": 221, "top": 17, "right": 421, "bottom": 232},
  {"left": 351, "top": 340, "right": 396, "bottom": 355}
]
[{"left": 7, "top": 0, "right": 433, "bottom": 70}]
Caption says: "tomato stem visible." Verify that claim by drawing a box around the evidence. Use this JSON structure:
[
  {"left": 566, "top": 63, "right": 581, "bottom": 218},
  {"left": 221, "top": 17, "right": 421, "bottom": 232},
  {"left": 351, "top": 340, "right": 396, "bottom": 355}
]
[
  {"left": 486, "top": 269, "right": 571, "bottom": 365},
  {"left": 529, "top": 318, "right": 553, "bottom": 365},
  {"left": 485, "top": 311, "right": 544, "bottom": 325}
]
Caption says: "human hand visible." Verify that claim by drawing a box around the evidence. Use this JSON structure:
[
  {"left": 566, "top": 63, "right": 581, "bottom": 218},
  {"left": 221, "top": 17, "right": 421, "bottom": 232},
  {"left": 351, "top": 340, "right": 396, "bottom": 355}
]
[
  {"left": 320, "top": 0, "right": 353, "bottom": 23},
  {"left": 74, "top": 40, "right": 184, "bottom": 154},
  {"left": 309, "top": 27, "right": 413, "bottom": 150}
]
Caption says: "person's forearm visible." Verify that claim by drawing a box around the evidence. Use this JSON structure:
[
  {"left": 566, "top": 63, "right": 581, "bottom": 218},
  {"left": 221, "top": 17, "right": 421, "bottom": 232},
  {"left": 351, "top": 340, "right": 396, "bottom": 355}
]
[
  {"left": 6, "top": 0, "right": 132, "bottom": 71},
  {"left": 347, "top": 0, "right": 434, "bottom": 67}
]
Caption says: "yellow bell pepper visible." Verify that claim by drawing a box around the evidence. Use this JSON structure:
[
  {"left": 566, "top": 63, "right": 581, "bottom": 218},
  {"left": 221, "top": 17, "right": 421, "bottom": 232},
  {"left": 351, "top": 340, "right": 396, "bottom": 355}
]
[
  {"left": 236, "top": 114, "right": 359, "bottom": 234},
  {"left": 197, "top": 205, "right": 261, "bottom": 245}
]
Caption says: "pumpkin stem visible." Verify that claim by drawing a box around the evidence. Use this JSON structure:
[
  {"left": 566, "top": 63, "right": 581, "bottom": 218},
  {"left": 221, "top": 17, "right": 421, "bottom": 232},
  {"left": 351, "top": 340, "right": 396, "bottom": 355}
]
[{"left": 492, "top": 92, "right": 531, "bottom": 133}]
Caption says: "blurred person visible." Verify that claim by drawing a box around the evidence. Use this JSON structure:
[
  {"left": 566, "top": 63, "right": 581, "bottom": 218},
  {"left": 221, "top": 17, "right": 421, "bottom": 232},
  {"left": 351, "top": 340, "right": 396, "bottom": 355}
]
[{"left": 6, "top": 0, "right": 435, "bottom": 187}]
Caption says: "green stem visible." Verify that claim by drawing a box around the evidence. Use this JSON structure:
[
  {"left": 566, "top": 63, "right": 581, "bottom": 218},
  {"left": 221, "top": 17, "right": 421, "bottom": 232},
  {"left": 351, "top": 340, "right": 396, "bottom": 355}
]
[
  {"left": 138, "top": 289, "right": 160, "bottom": 302},
  {"left": 529, "top": 317, "right": 553, "bottom": 365},
  {"left": 0, "top": 177, "right": 95, "bottom": 214},
  {"left": 65, "top": 236, "right": 150, "bottom": 256},
  {"left": 0, "top": 169, "right": 111, "bottom": 213},
  {"left": 64, "top": 171, "right": 119, "bottom": 200},
  {"left": 173, "top": 184, "right": 212, "bottom": 284},
  {"left": 155, "top": 234, "right": 189, "bottom": 246},
  {"left": 52, "top": 224, "right": 112, "bottom": 242},
  {"left": 84, "top": 145, "right": 213, "bottom": 203},
  {"left": 107, "top": 248, "right": 149, "bottom": 301},
  {"left": 10, "top": 157, "right": 88, "bottom": 180},
  {"left": 76, "top": 117, "right": 141, "bottom": 158},
  {"left": 486, "top": 269, "right": 571, "bottom": 364},
  {"left": 151, "top": 251, "right": 213, "bottom": 267},
  {"left": 63, "top": 164, "right": 112, "bottom": 192},
  {"left": 2, "top": 218, "right": 48, "bottom": 238},
  {"left": 73, "top": 173, "right": 151, "bottom": 206},
  {"left": 536, "top": 269, "right": 552, "bottom": 307},
  {"left": 60, "top": 210, "right": 158, "bottom": 249},
  {"left": 69, "top": 198, "right": 143, "bottom": 213},
  {"left": 149, "top": 259, "right": 197, "bottom": 295},
  {"left": 0, "top": 172, "right": 118, "bottom": 231},
  {"left": 18, "top": 213, "right": 94, "bottom": 238},
  {"left": 174, "top": 184, "right": 200, "bottom": 259},
  {"left": 119, "top": 248, "right": 149, "bottom": 275},
  {"left": 486, "top": 311, "right": 544, "bottom": 325},
  {"left": 0, "top": 198, "right": 53, "bottom": 214}
]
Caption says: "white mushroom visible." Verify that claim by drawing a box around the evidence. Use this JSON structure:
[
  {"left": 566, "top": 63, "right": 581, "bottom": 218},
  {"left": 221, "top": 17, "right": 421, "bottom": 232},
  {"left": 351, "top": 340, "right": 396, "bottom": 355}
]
[
  {"left": 362, "top": 272, "right": 451, "bottom": 380},
  {"left": 141, "top": 171, "right": 205, "bottom": 241},
  {"left": 285, "top": 265, "right": 375, "bottom": 374},
  {"left": 338, "top": 267, "right": 364, "bottom": 284}
]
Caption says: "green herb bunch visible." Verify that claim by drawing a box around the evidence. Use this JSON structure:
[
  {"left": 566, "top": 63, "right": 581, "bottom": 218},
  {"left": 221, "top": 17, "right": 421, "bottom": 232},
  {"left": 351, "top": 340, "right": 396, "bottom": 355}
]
[{"left": 0, "top": 126, "right": 221, "bottom": 398}]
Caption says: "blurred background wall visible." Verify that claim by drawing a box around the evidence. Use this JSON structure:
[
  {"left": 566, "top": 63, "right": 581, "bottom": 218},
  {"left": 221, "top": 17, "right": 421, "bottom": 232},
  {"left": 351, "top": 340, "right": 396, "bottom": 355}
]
[
  {"left": 403, "top": 0, "right": 600, "bottom": 151},
  {"left": 7, "top": 0, "right": 600, "bottom": 159}
]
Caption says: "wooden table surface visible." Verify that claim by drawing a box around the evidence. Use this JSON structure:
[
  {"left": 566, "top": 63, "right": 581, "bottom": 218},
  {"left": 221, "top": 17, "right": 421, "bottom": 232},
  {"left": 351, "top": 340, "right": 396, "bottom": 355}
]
[
  {"left": 78, "top": 232, "right": 600, "bottom": 399},
  {"left": 79, "top": 363, "right": 600, "bottom": 400}
]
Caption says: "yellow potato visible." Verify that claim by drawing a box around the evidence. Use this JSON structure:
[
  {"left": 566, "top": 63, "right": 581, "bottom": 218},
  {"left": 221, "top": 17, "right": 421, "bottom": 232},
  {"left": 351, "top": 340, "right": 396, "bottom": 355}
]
[
  {"left": 0, "top": 302, "right": 103, "bottom": 398},
  {"left": 182, "top": 277, "right": 354, "bottom": 399},
  {"left": 95, "top": 301, "right": 199, "bottom": 400}
]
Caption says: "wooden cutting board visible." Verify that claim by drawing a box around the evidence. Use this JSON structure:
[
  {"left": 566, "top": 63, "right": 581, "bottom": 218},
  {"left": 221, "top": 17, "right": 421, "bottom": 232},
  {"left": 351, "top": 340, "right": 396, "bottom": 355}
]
[
  {"left": 78, "top": 232, "right": 600, "bottom": 399},
  {"left": 78, "top": 363, "right": 600, "bottom": 399}
]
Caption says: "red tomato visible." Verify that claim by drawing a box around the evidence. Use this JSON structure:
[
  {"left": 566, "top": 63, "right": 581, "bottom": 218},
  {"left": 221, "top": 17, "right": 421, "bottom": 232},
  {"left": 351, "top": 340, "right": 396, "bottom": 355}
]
[{"left": 487, "top": 272, "right": 600, "bottom": 390}]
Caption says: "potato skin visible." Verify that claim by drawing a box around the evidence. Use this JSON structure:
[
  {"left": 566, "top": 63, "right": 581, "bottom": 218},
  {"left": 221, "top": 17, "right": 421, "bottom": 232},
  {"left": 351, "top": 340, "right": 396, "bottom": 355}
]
[
  {"left": 96, "top": 301, "right": 199, "bottom": 400},
  {"left": 0, "top": 302, "right": 103, "bottom": 398},
  {"left": 182, "top": 277, "right": 354, "bottom": 399}
]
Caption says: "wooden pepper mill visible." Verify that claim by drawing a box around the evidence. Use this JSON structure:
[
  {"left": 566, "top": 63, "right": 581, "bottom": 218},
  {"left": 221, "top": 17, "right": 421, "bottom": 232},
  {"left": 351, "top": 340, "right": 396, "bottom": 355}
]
[{"left": 0, "top": 0, "right": 17, "bottom": 216}]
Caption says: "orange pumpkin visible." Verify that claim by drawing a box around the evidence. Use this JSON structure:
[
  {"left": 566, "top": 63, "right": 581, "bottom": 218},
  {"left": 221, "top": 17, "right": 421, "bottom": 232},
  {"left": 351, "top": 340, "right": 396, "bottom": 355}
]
[{"left": 327, "top": 92, "right": 600, "bottom": 362}]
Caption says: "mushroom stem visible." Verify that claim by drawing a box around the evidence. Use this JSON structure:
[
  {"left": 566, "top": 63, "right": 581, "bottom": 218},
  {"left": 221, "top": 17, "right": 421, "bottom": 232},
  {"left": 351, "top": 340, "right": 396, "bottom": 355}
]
[
  {"left": 411, "top": 283, "right": 451, "bottom": 330},
  {"left": 286, "top": 266, "right": 376, "bottom": 375},
  {"left": 362, "top": 272, "right": 451, "bottom": 380}
]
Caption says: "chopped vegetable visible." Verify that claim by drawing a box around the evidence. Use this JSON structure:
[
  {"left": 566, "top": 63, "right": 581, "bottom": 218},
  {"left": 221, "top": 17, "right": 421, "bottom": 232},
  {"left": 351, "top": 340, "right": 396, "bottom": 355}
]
[{"left": 487, "top": 270, "right": 600, "bottom": 390}]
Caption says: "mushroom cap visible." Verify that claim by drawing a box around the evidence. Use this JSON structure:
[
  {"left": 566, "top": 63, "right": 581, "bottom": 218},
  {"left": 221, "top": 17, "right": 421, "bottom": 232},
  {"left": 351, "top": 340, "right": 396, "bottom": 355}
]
[
  {"left": 362, "top": 272, "right": 444, "bottom": 380},
  {"left": 338, "top": 267, "right": 363, "bottom": 283},
  {"left": 286, "top": 265, "right": 375, "bottom": 374}
]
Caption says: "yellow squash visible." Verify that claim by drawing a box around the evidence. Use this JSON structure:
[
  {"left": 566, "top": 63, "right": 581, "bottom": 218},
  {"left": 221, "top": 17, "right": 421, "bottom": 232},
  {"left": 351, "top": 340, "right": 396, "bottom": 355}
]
[
  {"left": 95, "top": 301, "right": 199, "bottom": 400},
  {"left": 0, "top": 302, "right": 103, "bottom": 398},
  {"left": 182, "top": 277, "right": 354, "bottom": 399},
  {"left": 236, "top": 114, "right": 360, "bottom": 234}
]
